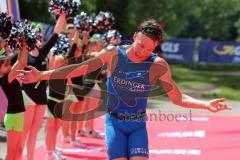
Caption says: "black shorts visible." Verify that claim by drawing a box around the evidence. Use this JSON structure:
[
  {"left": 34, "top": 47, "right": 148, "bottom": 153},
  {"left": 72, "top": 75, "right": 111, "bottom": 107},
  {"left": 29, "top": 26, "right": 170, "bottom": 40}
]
[{"left": 47, "top": 99, "right": 64, "bottom": 119}]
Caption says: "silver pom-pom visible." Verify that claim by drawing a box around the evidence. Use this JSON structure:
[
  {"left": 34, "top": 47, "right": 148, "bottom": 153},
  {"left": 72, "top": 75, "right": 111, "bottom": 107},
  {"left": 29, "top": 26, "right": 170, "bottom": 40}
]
[
  {"left": 50, "top": 34, "right": 70, "bottom": 56},
  {"left": 49, "top": 0, "right": 81, "bottom": 19},
  {"left": 7, "top": 20, "right": 42, "bottom": 51}
]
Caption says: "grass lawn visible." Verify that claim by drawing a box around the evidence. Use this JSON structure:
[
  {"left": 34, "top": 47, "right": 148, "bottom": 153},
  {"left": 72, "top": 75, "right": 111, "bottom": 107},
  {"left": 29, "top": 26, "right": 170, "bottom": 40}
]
[{"left": 169, "top": 63, "right": 240, "bottom": 101}]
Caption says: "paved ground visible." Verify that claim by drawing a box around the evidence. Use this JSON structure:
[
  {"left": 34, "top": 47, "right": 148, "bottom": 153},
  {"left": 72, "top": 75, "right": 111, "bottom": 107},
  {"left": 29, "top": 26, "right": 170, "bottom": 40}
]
[{"left": 0, "top": 98, "right": 239, "bottom": 159}]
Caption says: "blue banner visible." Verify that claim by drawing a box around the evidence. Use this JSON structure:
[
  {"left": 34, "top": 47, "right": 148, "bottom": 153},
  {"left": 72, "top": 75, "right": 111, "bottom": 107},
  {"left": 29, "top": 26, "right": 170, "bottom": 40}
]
[
  {"left": 161, "top": 39, "right": 195, "bottom": 64},
  {"left": 199, "top": 40, "right": 240, "bottom": 64}
]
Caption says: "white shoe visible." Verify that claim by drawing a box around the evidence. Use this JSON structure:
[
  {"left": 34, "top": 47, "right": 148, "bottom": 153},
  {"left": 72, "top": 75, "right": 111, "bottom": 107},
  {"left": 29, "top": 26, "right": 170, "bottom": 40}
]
[
  {"left": 71, "top": 140, "right": 86, "bottom": 148},
  {"left": 80, "top": 130, "right": 90, "bottom": 137},
  {"left": 90, "top": 131, "right": 105, "bottom": 139},
  {"left": 55, "top": 151, "right": 66, "bottom": 160},
  {"left": 77, "top": 130, "right": 85, "bottom": 137},
  {"left": 46, "top": 151, "right": 66, "bottom": 160},
  {"left": 62, "top": 136, "right": 71, "bottom": 143}
]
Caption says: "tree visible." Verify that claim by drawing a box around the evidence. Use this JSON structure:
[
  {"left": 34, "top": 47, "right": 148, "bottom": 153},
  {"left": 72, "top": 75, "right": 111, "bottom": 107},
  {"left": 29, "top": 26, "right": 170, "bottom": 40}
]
[
  {"left": 19, "top": 0, "right": 54, "bottom": 24},
  {"left": 122, "top": 0, "right": 197, "bottom": 37},
  {"left": 19, "top": 0, "right": 240, "bottom": 40},
  {"left": 182, "top": 0, "right": 240, "bottom": 40}
]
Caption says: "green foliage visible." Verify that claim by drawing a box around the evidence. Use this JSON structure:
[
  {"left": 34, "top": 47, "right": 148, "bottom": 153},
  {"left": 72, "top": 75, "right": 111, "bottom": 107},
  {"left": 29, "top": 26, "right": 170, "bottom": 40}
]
[
  {"left": 19, "top": 0, "right": 54, "bottom": 23},
  {"left": 189, "top": 0, "right": 240, "bottom": 40},
  {"left": 19, "top": 0, "right": 240, "bottom": 40}
]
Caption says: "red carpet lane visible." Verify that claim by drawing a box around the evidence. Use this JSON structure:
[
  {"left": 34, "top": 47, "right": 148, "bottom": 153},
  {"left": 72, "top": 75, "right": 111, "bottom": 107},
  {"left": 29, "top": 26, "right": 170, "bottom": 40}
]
[{"left": 23, "top": 114, "right": 240, "bottom": 160}]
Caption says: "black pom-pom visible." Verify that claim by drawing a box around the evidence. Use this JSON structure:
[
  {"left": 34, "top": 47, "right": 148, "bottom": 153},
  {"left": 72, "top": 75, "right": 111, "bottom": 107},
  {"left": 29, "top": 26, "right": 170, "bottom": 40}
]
[
  {"left": 92, "top": 11, "right": 115, "bottom": 34},
  {"left": 103, "top": 30, "right": 121, "bottom": 42},
  {"left": 49, "top": 0, "right": 81, "bottom": 19},
  {"left": 73, "top": 11, "right": 115, "bottom": 35},
  {"left": 74, "top": 12, "right": 93, "bottom": 31},
  {"left": 25, "top": 23, "right": 42, "bottom": 51},
  {"left": 7, "top": 20, "right": 42, "bottom": 51},
  {"left": 0, "top": 12, "right": 12, "bottom": 39},
  {"left": 101, "top": 11, "right": 115, "bottom": 30},
  {"left": 7, "top": 21, "right": 25, "bottom": 50},
  {"left": 50, "top": 34, "right": 70, "bottom": 56}
]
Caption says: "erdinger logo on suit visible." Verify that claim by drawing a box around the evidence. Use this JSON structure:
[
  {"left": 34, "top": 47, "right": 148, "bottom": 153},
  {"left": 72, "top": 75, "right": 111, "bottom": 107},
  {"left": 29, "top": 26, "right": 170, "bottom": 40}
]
[
  {"left": 113, "top": 71, "right": 148, "bottom": 91},
  {"left": 113, "top": 76, "right": 145, "bottom": 91},
  {"left": 113, "top": 70, "right": 148, "bottom": 92}
]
